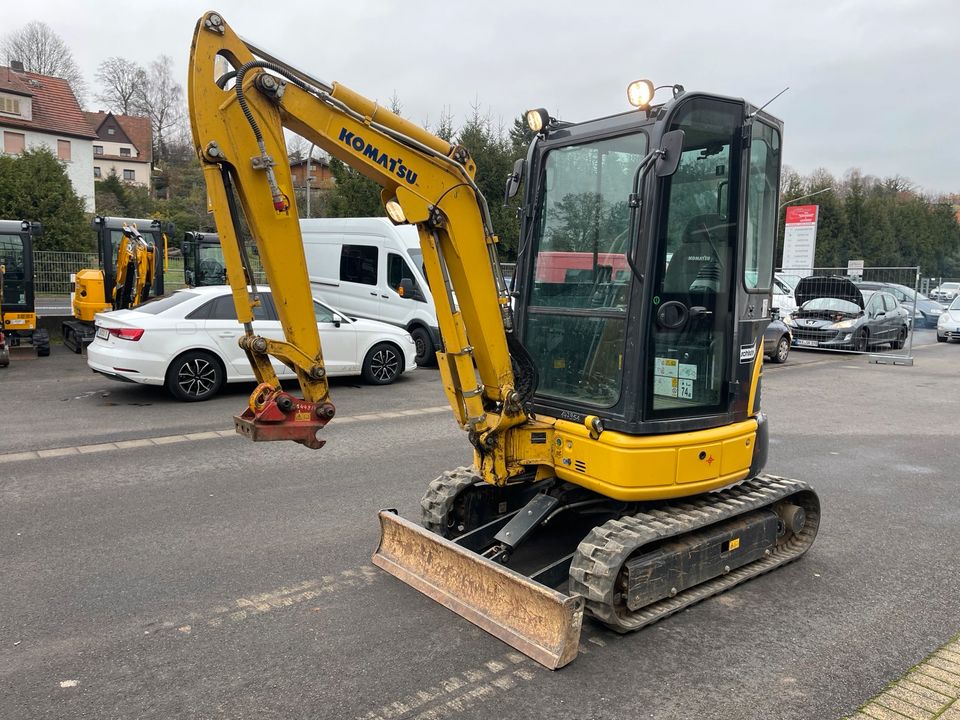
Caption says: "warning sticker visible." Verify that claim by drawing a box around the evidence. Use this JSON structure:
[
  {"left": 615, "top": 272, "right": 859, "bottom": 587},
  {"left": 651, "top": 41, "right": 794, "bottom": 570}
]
[
  {"left": 654, "top": 375, "right": 678, "bottom": 397},
  {"left": 654, "top": 357, "right": 679, "bottom": 378},
  {"left": 678, "top": 363, "right": 697, "bottom": 380}
]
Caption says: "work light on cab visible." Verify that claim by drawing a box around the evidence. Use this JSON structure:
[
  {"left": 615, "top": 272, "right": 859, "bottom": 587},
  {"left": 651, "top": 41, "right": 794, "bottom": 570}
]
[
  {"left": 525, "top": 108, "right": 550, "bottom": 133},
  {"left": 627, "top": 79, "right": 655, "bottom": 109}
]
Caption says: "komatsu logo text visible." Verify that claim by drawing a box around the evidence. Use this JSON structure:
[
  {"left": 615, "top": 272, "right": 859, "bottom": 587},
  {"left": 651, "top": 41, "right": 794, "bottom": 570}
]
[{"left": 338, "top": 128, "right": 418, "bottom": 185}]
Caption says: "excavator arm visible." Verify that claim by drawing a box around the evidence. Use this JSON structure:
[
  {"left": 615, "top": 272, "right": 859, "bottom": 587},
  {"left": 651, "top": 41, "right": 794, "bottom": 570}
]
[
  {"left": 112, "top": 225, "right": 157, "bottom": 310},
  {"left": 188, "top": 12, "right": 547, "bottom": 476}
]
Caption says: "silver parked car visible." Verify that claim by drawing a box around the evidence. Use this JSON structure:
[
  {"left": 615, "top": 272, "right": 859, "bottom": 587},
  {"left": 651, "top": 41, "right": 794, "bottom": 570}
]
[{"left": 782, "top": 276, "right": 909, "bottom": 351}]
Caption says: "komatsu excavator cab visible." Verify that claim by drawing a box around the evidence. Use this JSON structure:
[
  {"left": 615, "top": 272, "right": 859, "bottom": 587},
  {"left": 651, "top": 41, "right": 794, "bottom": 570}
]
[{"left": 514, "top": 90, "right": 781, "bottom": 449}]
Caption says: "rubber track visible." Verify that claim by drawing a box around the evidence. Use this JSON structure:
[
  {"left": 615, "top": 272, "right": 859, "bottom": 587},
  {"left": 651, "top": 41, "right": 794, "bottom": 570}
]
[
  {"left": 568, "top": 474, "right": 820, "bottom": 633},
  {"left": 419, "top": 466, "right": 480, "bottom": 535}
]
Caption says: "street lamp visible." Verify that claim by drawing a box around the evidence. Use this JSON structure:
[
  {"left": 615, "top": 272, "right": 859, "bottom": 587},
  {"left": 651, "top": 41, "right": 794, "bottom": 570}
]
[{"left": 779, "top": 186, "right": 833, "bottom": 211}]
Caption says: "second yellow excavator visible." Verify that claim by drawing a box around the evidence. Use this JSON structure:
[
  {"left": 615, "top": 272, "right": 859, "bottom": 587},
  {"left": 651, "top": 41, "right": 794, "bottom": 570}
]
[
  {"left": 62, "top": 216, "right": 169, "bottom": 352},
  {"left": 187, "top": 12, "right": 819, "bottom": 669}
]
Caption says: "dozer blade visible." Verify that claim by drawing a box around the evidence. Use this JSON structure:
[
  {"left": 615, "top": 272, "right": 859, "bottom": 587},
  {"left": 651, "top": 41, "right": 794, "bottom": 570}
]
[{"left": 372, "top": 510, "right": 583, "bottom": 670}]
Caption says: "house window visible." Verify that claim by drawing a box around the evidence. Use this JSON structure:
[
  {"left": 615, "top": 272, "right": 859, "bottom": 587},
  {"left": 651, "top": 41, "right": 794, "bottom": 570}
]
[
  {"left": 93, "top": 166, "right": 101, "bottom": 178},
  {"left": 107, "top": 127, "right": 115, "bottom": 135},
  {"left": 57, "top": 139, "right": 71, "bottom": 161},
  {"left": 0, "top": 96, "right": 21, "bottom": 115},
  {"left": 120, "top": 147, "right": 131, "bottom": 157},
  {"left": 94, "top": 145, "right": 104, "bottom": 156},
  {"left": 3, "top": 131, "right": 25, "bottom": 155},
  {"left": 123, "top": 169, "right": 135, "bottom": 181}
]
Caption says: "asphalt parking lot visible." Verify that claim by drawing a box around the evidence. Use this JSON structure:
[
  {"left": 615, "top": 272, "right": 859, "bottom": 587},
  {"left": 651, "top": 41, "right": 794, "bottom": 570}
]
[{"left": 1, "top": 332, "right": 958, "bottom": 720}]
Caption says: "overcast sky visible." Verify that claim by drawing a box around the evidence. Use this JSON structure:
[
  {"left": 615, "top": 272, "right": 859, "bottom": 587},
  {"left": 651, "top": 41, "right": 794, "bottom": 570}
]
[{"left": 5, "top": 0, "right": 958, "bottom": 195}]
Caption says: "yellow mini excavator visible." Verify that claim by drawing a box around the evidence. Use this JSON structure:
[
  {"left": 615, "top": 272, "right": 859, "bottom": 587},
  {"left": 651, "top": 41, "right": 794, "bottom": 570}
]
[
  {"left": 188, "top": 12, "right": 819, "bottom": 669},
  {"left": 0, "top": 219, "right": 49, "bottom": 364},
  {"left": 62, "top": 216, "right": 170, "bottom": 353}
]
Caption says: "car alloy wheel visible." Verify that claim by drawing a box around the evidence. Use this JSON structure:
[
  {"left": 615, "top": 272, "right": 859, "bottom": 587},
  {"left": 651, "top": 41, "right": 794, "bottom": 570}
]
[
  {"left": 362, "top": 343, "right": 401, "bottom": 385},
  {"left": 852, "top": 329, "right": 869, "bottom": 353},
  {"left": 773, "top": 336, "right": 790, "bottom": 363},
  {"left": 166, "top": 350, "right": 224, "bottom": 401},
  {"left": 892, "top": 327, "right": 907, "bottom": 350}
]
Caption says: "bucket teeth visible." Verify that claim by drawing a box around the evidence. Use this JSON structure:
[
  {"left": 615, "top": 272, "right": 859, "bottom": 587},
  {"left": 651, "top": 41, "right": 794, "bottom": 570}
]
[{"left": 372, "top": 510, "right": 583, "bottom": 670}]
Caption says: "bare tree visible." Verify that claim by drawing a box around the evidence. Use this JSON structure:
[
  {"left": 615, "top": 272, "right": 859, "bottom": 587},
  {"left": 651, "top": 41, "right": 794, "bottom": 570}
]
[
  {"left": 1, "top": 21, "right": 87, "bottom": 105},
  {"left": 94, "top": 57, "right": 146, "bottom": 115},
  {"left": 134, "top": 55, "right": 185, "bottom": 163}
]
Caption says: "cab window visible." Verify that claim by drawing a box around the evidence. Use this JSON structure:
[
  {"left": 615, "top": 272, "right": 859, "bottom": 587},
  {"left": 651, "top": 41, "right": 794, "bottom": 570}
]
[{"left": 743, "top": 121, "right": 780, "bottom": 291}]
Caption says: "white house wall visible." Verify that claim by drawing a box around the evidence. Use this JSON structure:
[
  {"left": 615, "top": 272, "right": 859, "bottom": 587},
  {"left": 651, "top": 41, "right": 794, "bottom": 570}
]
[
  {"left": 15, "top": 129, "right": 96, "bottom": 212},
  {"left": 93, "top": 158, "right": 150, "bottom": 187}
]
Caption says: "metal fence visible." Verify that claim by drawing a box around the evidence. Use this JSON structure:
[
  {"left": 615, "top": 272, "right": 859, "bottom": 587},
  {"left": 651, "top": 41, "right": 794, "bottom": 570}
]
[
  {"left": 777, "top": 266, "right": 921, "bottom": 364},
  {"left": 33, "top": 250, "right": 267, "bottom": 299},
  {"left": 34, "top": 251, "right": 98, "bottom": 295}
]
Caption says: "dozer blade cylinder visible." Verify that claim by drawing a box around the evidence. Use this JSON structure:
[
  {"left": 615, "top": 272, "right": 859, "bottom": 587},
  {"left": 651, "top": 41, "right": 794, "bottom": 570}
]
[{"left": 372, "top": 511, "right": 584, "bottom": 670}]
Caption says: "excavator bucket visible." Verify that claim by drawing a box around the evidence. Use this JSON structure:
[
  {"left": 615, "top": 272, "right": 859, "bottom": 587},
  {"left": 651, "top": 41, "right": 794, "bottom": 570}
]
[{"left": 372, "top": 511, "right": 584, "bottom": 669}]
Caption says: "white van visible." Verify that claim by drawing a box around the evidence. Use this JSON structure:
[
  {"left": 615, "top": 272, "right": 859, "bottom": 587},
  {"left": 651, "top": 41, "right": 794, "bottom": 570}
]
[{"left": 299, "top": 217, "right": 439, "bottom": 366}]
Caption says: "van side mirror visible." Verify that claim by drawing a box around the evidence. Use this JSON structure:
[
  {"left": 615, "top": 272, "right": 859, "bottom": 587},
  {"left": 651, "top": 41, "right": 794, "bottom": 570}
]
[
  {"left": 331, "top": 313, "right": 343, "bottom": 327},
  {"left": 655, "top": 129, "right": 685, "bottom": 177},
  {"left": 504, "top": 158, "right": 525, "bottom": 203},
  {"left": 398, "top": 277, "right": 419, "bottom": 300}
]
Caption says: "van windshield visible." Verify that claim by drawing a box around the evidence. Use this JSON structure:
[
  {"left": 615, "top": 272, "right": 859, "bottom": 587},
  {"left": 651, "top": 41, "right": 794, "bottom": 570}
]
[{"left": 408, "top": 248, "right": 425, "bottom": 278}]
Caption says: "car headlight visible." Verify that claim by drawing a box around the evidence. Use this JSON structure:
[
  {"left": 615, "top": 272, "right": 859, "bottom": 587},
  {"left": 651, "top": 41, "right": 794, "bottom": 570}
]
[
  {"left": 828, "top": 319, "right": 857, "bottom": 329},
  {"left": 939, "top": 314, "right": 948, "bottom": 326},
  {"left": 781, "top": 313, "right": 794, "bottom": 326}
]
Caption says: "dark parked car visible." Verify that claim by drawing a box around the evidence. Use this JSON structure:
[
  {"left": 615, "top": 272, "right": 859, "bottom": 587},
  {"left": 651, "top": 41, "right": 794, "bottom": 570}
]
[
  {"left": 855, "top": 281, "right": 944, "bottom": 328},
  {"left": 763, "top": 317, "right": 791, "bottom": 363},
  {"left": 783, "top": 276, "right": 909, "bottom": 351}
]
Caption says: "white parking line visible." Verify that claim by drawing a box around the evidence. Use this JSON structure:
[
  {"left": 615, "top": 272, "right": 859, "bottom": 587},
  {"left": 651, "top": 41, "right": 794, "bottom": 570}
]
[{"left": 0, "top": 405, "right": 451, "bottom": 464}]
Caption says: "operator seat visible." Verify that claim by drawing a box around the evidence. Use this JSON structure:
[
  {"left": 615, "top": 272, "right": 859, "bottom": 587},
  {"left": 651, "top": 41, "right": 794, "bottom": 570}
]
[{"left": 662, "top": 213, "right": 730, "bottom": 295}]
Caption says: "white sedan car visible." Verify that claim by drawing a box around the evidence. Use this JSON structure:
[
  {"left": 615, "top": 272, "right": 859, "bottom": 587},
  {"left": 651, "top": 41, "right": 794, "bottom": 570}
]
[
  {"left": 87, "top": 286, "right": 417, "bottom": 401},
  {"left": 937, "top": 295, "right": 960, "bottom": 342}
]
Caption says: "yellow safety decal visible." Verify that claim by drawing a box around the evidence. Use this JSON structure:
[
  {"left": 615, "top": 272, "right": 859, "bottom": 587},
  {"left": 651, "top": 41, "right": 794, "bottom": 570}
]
[
  {"left": 295, "top": 412, "right": 311, "bottom": 422},
  {"left": 729, "top": 537, "right": 740, "bottom": 551}
]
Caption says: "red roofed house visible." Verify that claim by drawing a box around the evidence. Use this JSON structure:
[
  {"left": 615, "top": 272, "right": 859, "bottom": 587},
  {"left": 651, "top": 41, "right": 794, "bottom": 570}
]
[
  {"left": 84, "top": 111, "right": 153, "bottom": 191},
  {"left": 0, "top": 61, "right": 96, "bottom": 211}
]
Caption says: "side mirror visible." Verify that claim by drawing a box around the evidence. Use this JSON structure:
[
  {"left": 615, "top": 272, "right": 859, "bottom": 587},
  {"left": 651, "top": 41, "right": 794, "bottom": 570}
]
[
  {"left": 398, "top": 278, "right": 416, "bottom": 299},
  {"left": 503, "top": 158, "right": 525, "bottom": 203},
  {"left": 655, "top": 129, "right": 685, "bottom": 177},
  {"left": 331, "top": 313, "right": 343, "bottom": 327}
]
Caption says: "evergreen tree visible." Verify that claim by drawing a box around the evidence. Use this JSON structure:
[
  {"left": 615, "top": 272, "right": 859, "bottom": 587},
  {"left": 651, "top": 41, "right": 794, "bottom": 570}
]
[
  {"left": 0, "top": 147, "right": 90, "bottom": 251},
  {"left": 325, "top": 158, "right": 384, "bottom": 218}
]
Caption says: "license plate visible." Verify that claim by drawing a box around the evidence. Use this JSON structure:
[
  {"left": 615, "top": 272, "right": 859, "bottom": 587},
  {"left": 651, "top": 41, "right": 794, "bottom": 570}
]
[
  {"left": 795, "top": 339, "right": 819, "bottom": 347},
  {"left": 96, "top": 327, "right": 109, "bottom": 341}
]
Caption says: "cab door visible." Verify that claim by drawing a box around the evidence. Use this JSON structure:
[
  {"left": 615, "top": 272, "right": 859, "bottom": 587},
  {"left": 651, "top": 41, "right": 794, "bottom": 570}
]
[{"left": 646, "top": 99, "right": 745, "bottom": 420}]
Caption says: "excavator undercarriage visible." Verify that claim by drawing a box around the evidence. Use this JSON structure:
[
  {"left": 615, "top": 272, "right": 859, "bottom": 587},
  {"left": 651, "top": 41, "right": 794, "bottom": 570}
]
[{"left": 375, "top": 469, "right": 819, "bottom": 668}]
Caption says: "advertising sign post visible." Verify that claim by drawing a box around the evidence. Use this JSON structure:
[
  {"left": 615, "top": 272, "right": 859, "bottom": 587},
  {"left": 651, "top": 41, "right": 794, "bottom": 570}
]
[{"left": 781, "top": 205, "right": 819, "bottom": 276}]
